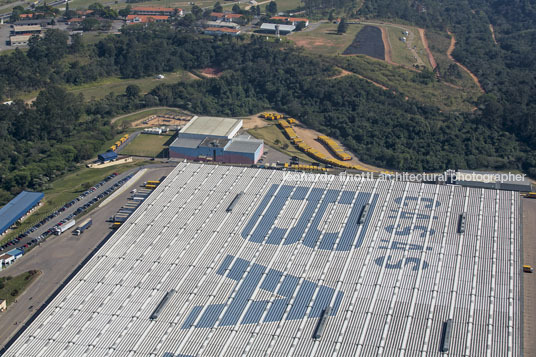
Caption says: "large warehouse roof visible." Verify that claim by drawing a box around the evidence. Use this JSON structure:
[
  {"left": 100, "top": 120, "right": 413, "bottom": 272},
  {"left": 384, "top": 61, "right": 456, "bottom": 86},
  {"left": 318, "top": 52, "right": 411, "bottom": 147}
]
[
  {"left": 0, "top": 191, "right": 43, "bottom": 235},
  {"left": 4, "top": 163, "right": 521, "bottom": 356},
  {"left": 179, "top": 116, "right": 243, "bottom": 139}
]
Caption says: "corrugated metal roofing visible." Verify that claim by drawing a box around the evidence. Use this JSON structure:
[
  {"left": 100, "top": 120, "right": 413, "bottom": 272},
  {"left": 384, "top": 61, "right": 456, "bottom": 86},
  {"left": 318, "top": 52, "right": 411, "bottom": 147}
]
[
  {"left": 260, "top": 23, "right": 296, "bottom": 32},
  {"left": 170, "top": 137, "right": 204, "bottom": 149},
  {"left": 0, "top": 191, "right": 44, "bottom": 234},
  {"left": 225, "top": 139, "right": 263, "bottom": 154},
  {"left": 180, "top": 116, "right": 242, "bottom": 138},
  {"left": 4, "top": 163, "right": 521, "bottom": 356}
]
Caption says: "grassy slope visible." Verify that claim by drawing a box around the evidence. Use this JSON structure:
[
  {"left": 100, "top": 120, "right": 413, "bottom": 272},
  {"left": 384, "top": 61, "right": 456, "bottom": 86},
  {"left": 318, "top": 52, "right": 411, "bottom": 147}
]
[
  {"left": 334, "top": 55, "right": 480, "bottom": 112},
  {"left": 290, "top": 23, "right": 364, "bottom": 56},
  {"left": 65, "top": 71, "right": 194, "bottom": 101},
  {"left": 290, "top": 21, "right": 480, "bottom": 111},
  {"left": 384, "top": 23, "right": 431, "bottom": 70},
  {"left": 0, "top": 271, "right": 41, "bottom": 306},
  {"left": 248, "top": 125, "right": 317, "bottom": 163},
  {"left": 425, "top": 29, "right": 481, "bottom": 90},
  {"left": 0, "top": 161, "right": 148, "bottom": 245},
  {"left": 121, "top": 134, "right": 172, "bottom": 157}
]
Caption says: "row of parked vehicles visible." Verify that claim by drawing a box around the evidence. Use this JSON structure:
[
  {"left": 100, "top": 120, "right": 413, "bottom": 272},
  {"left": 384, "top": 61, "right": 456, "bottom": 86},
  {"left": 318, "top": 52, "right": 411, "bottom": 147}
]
[{"left": 0, "top": 171, "right": 136, "bottom": 252}]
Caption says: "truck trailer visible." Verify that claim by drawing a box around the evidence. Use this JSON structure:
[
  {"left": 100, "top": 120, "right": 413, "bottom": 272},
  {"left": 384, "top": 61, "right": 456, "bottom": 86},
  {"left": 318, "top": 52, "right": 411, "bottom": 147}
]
[
  {"left": 55, "top": 220, "right": 75, "bottom": 235},
  {"left": 73, "top": 218, "right": 92, "bottom": 236}
]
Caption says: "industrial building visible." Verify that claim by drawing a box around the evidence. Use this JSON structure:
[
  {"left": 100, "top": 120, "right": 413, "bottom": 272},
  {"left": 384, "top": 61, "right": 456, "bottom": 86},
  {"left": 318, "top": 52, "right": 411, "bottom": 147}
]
[
  {"left": 210, "top": 12, "right": 244, "bottom": 22},
  {"left": 169, "top": 116, "right": 263, "bottom": 164},
  {"left": 260, "top": 23, "right": 296, "bottom": 35},
  {"left": 131, "top": 6, "right": 182, "bottom": 16},
  {"left": 4, "top": 163, "right": 521, "bottom": 356},
  {"left": 270, "top": 16, "right": 310, "bottom": 27},
  {"left": 0, "top": 191, "right": 44, "bottom": 236}
]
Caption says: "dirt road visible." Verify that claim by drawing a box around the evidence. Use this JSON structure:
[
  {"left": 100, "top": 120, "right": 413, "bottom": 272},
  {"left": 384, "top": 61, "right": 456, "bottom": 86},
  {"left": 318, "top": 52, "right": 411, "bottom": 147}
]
[
  {"left": 489, "top": 24, "right": 498, "bottom": 45},
  {"left": 447, "top": 30, "right": 485, "bottom": 93},
  {"left": 418, "top": 28, "right": 437, "bottom": 69},
  {"left": 379, "top": 26, "right": 393, "bottom": 64},
  {"left": 330, "top": 67, "right": 389, "bottom": 90}
]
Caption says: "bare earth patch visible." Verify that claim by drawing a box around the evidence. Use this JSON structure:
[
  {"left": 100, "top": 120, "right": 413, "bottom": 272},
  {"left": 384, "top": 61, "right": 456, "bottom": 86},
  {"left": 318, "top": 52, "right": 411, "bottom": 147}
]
[
  {"left": 131, "top": 114, "right": 192, "bottom": 128},
  {"left": 418, "top": 28, "right": 438, "bottom": 69},
  {"left": 379, "top": 26, "right": 393, "bottom": 64},
  {"left": 199, "top": 68, "right": 223, "bottom": 78},
  {"left": 489, "top": 24, "right": 498, "bottom": 45},
  {"left": 240, "top": 112, "right": 280, "bottom": 129},
  {"left": 291, "top": 36, "right": 333, "bottom": 51}
]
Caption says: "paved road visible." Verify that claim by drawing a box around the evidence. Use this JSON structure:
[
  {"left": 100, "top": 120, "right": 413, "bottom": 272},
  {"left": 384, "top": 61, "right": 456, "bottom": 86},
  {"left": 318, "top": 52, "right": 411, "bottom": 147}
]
[
  {"left": 0, "top": 168, "right": 136, "bottom": 254},
  {"left": 0, "top": 165, "right": 175, "bottom": 350},
  {"left": 523, "top": 196, "right": 536, "bottom": 356}
]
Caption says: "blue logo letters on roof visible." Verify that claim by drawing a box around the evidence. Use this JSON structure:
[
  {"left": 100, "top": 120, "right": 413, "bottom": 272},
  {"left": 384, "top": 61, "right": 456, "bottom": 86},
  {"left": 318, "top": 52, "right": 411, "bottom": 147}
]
[{"left": 181, "top": 255, "right": 343, "bottom": 329}]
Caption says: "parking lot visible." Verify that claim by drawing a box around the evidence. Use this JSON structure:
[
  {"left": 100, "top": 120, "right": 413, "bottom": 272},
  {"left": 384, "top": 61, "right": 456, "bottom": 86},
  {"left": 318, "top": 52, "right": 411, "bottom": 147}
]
[
  {"left": 0, "top": 170, "right": 137, "bottom": 253},
  {"left": 0, "top": 165, "right": 174, "bottom": 349}
]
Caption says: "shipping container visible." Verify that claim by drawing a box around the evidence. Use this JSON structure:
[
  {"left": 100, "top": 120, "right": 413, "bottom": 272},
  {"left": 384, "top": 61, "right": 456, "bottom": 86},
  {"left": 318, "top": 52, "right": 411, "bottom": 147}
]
[
  {"left": 55, "top": 220, "right": 75, "bottom": 235},
  {"left": 73, "top": 218, "right": 92, "bottom": 236}
]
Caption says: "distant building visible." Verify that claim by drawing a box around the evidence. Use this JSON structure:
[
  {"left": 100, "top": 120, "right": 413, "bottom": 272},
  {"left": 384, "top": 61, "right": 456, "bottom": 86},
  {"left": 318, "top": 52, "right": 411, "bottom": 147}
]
[
  {"left": 11, "top": 25, "right": 42, "bottom": 35},
  {"left": 0, "top": 254, "right": 14, "bottom": 267},
  {"left": 204, "top": 20, "right": 240, "bottom": 29},
  {"left": 7, "top": 248, "right": 23, "bottom": 261},
  {"left": 259, "top": 23, "right": 295, "bottom": 35},
  {"left": 126, "top": 15, "right": 169, "bottom": 24},
  {"left": 204, "top": 27, "right": 241, "bottom": 36},
  {"left": 131, "top": 6, "right": 182, "bottom": 17},
  {"left": 0, "top": 191, "right": 44, "bottom": 236},
  {"left": 76, "top": 9, "right": 94, "bottom": 17},
  {"left": 210, "top": 12, "right": 244, "bottom": 22},
  {"left": 66, "top": 18, "right": 84, "bottom": 26},
  {"left": 270, "top": 16, "right": 309, "bottom": 27},
  {"left": 13, "top": 18, "right": 50, "bottom": 27},
  {"left": 1, "top": 249, "right": 23, "bottom": 268},
  {"left": 169, "top": 116, "right": 263, "bottom": 164},
  {"left": 10, "top": 34, "right": 35, "bottom": 46}
]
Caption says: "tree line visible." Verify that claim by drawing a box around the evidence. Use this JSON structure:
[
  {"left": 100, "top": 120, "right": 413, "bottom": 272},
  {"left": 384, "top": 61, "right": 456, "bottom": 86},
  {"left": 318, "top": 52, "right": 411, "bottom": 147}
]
[{"left": 0, "top": 22, "right": 533, "bottom": 205}]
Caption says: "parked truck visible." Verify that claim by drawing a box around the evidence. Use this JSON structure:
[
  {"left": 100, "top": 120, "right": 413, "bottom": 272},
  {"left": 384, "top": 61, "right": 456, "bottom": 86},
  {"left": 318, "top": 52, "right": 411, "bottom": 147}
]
[
  {"left": 55, "top": 220, "right": 75, "bottom": 235},
  {"left": 73, "top": 218, "right": 92, "bottom": 236}
]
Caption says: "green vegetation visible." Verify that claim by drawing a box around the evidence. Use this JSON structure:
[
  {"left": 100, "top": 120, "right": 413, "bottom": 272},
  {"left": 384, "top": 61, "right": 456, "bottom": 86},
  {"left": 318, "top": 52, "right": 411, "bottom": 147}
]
[
  {"left": 358, "top": 0, "right": 536, "bottom": 175},
  {"left": 121, "top": 134, "right": 172, "bottom": 157},
  {"left": 383, "top": 24, "right": 431, "bottom": 70},
  {"left": 290, "top": 23, "right": 364, "bottom": 56},
  {"left": 425, "top": 29, "right": 476, "bottom": 89},
  {"left": 333, "top": 55, "right": 480, "bottom": 111},
  {"left": 248, "top": 125, "right": 316, "bottom": 163},
  {"left": 0, "top": 161, "right": 147, "bottom": 245},
  {"left": 1, "top": 20, "right": 535, "bottom": 210},
  {"left": 112, "top": 107, "right": 186, "bottom": 128},
  {"left": 0, "top": 271, "right": 41, "bottom": 306},
  {"left": 65, "top": 71, "right": 194, "bottom": 101}
]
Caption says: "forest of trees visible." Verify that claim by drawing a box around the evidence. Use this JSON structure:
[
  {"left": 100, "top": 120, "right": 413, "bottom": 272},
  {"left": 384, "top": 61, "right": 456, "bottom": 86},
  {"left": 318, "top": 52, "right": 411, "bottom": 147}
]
[
  {"left": 358, "top": 0, "right": 536, "bottom": 176},
  {"left": 0, "top": 15, "right": 534, "bottom": 204}
]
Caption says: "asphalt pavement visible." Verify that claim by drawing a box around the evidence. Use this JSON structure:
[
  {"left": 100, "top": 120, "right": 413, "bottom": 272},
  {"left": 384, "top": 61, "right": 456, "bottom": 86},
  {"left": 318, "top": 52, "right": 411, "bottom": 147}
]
[
  {"left": 0, "top": 165, "right": 175, "bottom": 350},
  {"left": 0, "top": 169, "right": 135, "bottom": 254}
]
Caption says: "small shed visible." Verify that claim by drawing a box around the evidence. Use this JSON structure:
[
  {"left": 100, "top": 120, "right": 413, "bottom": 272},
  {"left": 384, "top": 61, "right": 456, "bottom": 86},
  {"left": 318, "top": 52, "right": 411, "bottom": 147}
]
[
  {"left": 0, "top": 253, "right": 14, "bottom": 267},
  {"left": 7, "top": 248, "right": 23, "bottom": 261},
  {"left": 98, "top": 151, "right": 118, "bottom": 162}
]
